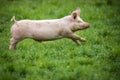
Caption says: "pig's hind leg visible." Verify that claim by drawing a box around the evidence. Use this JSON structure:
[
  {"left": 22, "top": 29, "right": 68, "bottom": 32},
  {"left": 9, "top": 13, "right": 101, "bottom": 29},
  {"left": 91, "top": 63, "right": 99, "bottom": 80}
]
[{"left": 9, "top": 37, "right": 22, "bottom": 50}]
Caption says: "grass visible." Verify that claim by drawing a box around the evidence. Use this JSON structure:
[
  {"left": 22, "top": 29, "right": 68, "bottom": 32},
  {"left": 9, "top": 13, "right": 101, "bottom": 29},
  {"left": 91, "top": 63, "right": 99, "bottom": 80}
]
[{"left": 0, "top": 0, "right": 120, "bottom": 80}]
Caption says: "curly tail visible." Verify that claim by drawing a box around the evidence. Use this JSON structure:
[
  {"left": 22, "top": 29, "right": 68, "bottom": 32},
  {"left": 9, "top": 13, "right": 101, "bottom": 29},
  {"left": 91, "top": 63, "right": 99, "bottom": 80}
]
[{"left": 11, "top": 16, "right": 17, "bottom": 23}]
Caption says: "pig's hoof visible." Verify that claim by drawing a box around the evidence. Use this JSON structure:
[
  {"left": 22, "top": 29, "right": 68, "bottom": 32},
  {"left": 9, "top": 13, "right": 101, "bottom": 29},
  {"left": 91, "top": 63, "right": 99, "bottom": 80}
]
[
  {"left": 80, "top": 38, "right": 86, "bottom": 42},
  {"left": 9, "top": 46, "right": 16, "bottom": 50}
]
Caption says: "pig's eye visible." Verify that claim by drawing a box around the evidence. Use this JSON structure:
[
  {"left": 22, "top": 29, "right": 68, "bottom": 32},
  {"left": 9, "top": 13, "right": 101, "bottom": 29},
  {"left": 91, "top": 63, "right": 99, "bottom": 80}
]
[{"left": 77, "top": 21, "right": 82, "bottom": 23}]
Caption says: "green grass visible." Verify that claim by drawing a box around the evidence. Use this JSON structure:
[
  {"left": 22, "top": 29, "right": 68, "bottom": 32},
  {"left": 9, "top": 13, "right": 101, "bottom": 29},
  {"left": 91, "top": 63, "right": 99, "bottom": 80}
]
[{"left": 0, "top": 0, "right": 120, "bottom": 80}]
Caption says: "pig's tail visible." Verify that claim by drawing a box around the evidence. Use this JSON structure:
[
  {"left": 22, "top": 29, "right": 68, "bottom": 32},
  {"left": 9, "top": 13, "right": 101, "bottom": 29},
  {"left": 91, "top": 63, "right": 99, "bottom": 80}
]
[{"left": 11, "top": 16, "right": 17, "bottom": 23}]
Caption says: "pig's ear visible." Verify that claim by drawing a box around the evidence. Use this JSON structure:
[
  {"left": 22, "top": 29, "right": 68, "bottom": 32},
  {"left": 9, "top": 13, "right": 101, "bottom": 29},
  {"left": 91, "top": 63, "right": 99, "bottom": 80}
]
[
  {"left": 72, "top": 12, "right": 77, "bottom": 19},
  {"left": 76, "top": 8, "right": 81, "bottom": 15},
  {"left": 72, "top": 8, "right": 81, "bottom": 19}
]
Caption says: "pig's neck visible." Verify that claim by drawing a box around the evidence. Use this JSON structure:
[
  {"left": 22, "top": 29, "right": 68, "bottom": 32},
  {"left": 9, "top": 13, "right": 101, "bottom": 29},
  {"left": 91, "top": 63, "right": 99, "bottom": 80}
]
[{"left": 70, "top": 25, "right": 80, "bottom": 32}]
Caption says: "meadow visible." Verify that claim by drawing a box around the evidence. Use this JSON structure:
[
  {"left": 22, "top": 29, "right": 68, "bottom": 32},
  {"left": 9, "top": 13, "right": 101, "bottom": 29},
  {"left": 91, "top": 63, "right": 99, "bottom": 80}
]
[{"left": 0, "top": 0, "right": 120, "bottom": 80}]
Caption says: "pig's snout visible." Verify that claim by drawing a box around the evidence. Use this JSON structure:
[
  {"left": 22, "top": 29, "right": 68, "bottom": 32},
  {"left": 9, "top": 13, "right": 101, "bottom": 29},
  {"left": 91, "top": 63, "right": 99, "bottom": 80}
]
[{"left": 83, "top": 23, "right": 90, "bottom": 28}]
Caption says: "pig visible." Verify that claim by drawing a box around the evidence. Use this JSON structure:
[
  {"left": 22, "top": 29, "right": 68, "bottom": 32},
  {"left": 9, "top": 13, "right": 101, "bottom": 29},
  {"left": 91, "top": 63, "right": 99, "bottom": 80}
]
[{"left": 9, "top": 8, "right": 90, "bottom": 50}]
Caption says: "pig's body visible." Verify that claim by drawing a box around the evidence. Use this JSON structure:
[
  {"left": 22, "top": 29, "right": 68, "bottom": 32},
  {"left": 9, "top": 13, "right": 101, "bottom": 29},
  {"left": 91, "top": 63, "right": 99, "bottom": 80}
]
[
  {"left": 11, "top": 18, "right": 70, "bottom": 41},
  {"left": 10, "top": 8, "right": 90, "bottom": 49}
]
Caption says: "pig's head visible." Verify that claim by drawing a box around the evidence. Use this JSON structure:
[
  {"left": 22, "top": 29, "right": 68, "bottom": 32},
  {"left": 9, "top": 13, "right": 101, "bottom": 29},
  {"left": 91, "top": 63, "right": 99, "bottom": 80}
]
[{"left": 70, "top": 8, "right": 90, "bottom": 32}]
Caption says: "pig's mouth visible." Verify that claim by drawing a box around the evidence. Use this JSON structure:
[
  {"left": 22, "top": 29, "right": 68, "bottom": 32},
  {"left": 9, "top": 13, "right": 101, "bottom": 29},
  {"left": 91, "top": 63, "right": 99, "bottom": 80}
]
[{"left": 80, "top": 26, "right": 89, "bottom": 30}]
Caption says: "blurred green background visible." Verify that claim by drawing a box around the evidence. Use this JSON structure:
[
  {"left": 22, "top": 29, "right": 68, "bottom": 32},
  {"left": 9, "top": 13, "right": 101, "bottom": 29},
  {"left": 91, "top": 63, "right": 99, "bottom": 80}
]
[{"left": 0, "top": 0, "right": 120, "bottom": 80}]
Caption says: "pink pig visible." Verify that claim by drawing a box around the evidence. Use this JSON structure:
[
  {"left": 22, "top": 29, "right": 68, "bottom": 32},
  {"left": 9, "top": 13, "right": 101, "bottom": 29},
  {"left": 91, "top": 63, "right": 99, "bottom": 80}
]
[{"left": 9, "top": 8, "right": 90, "bottom": 49}]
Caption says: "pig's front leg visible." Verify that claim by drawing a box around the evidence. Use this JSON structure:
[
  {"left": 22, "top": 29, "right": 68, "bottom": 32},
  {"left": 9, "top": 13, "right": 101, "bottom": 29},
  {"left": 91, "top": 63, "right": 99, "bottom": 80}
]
[
  {"left": 71, "top": 39, "right": 80, "bottom": 45},
  {"left": 66, "top": 33, "right": 86, "bottom": 45}
]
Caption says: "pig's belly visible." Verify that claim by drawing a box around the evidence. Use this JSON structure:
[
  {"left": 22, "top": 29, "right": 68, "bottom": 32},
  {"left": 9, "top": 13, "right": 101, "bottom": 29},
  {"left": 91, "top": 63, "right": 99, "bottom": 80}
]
[{"left": 29, "top": 28, "right": 62, "bottom": 41}]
